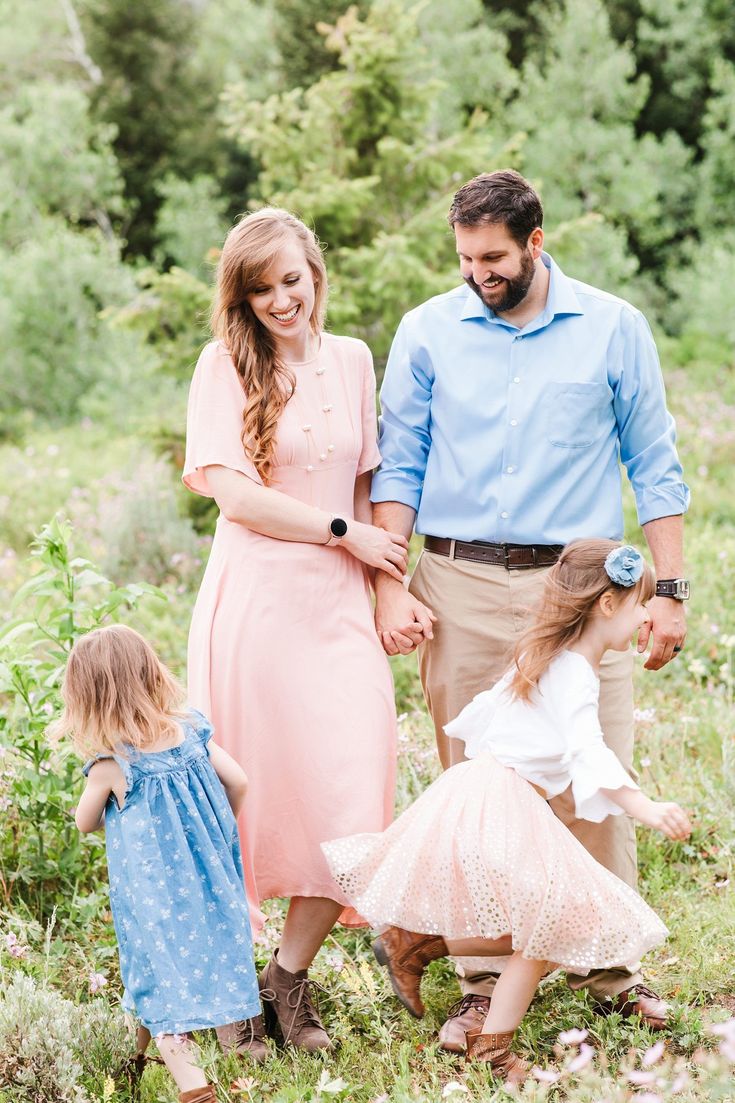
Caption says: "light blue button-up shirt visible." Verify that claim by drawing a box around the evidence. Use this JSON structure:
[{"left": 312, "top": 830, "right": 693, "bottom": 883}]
[{"left": 371, "top": 253, "right": 689, "bottom": 544}]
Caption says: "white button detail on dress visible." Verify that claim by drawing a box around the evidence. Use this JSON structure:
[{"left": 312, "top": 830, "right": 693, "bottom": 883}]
[
  {"left": 501, "top": 511, "right": 509, "bottom": 519},
  {"left": 513, "top": 377, "right": 520, "bottom": 384},
  {"left": 506, "top": 466, "right": 514, "bottom": 473},
  {"left": 306, "top": 465, "right": 314, "bottom": 472},
  {"left": 322, "top": 404, "right": 333, "bottom": 412},
  {"left": 316, "top": 366, "right": 326, "bottom": 375},
  {"left": 510, "top": 419, "right": 518, "bottom": 426},
  {"left": 302, "top": 424, "right": 312, "bottom": 432},
  {"left": 327, "top": 444, "right": 335, "bottom": 452},
  {"left": 319, "top": 453, "right": 327, "bottom": 461}
]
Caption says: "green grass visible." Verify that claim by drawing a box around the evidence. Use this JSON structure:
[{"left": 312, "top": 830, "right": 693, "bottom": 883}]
[{"left": 2, "top": 351, "right": 735, "bottom": 1100}]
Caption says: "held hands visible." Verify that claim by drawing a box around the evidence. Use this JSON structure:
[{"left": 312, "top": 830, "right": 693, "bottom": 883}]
[
  {"left": 637, "top": 595, "right": 687, "bottom": 671},
  {"left": 374, "top": 574, "right": 437, "bottom": 656},
  {"left": 637, "top": 797, "right": 692, "bottom": 841},
  {"left": 341, "top": 522, "right": 409, "bottom": 582}
]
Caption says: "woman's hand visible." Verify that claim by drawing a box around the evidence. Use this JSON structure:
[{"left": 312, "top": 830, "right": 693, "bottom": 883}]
[
  {"left": 341, "top": 522, "right": 409, "bottom": 581},
  {"left": 637, "top": 799, "right": 692, "bottom": 841}
]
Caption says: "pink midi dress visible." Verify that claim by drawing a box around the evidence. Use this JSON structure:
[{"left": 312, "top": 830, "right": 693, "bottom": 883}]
[{"left": 183, "top": 335, "right": 397, "bottom": 934}]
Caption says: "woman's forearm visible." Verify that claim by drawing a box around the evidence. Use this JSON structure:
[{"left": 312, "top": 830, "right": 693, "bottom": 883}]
[{"left": 205, "top": 465, "right": 333, "bottom": 544}]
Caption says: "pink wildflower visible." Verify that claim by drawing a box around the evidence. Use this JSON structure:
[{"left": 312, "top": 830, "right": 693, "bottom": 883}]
[
  {"left": 532, "top": 1067, "right": 561, "bottom": 1083},
  {"left": 89, "top": 971, "right": 107, "bottom": 993},
  {"left": 628, "top": 1070, "right": 657, "bottom": 1086},
  {"left": 641, "top": 1040, "right": 666, "bottom": 1066},
  {"left": 5, "top": 932, "right": 27, "bottom": 958},
  {"left": 568, "top": 1042, "right": 595, "bottom": 1072},
  {"left": 558, "top": 1027, "right": 589, "bottom": 1045}
]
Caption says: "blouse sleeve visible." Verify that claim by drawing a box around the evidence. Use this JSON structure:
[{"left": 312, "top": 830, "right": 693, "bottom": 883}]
[
  {"left": 182, "top": 341, "right": 263, "bottom": 497},
  {"left": 443, "top": 678, "right": 509, "bottom": 759},
  {"left": 555, "top": 662, "right": 639, "bottom": 823},
  {"left": 357, "top": 342, "right": 382, "bottom": 476},
  {"left": 82, "top": 753, "right": 133, "bottom": 799}
]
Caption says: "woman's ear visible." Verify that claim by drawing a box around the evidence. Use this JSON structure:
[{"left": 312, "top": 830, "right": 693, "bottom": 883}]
[{"left": 598, "top": 590, "right": 617, "bottom": 618}]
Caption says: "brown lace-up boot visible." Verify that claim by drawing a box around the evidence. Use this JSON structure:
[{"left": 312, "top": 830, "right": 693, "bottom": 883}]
[
  {"left": 259, "top": 952, "right": 333, "bottom": 1052},
  {"left": 372, "top": 926, "right": 448, "bottom": 1017},
  {"left": 179, "top": 1087, "right": 216, "bottom": 1103},
  {"left": 465, "top": 1029, "right": 530, "bottom": 1086},
  {"left": 216, "top": 1016, "right": 268, "bottom": 1063}
]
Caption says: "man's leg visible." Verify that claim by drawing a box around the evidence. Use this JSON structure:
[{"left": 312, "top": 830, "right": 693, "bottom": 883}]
[{"left": 409, "top": 554, "right": 547, "bottom": 1015}]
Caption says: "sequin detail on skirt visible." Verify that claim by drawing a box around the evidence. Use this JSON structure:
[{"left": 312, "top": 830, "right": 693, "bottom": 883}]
[{"left": 322, "top": 754, "right": 667, "bottom": 974}]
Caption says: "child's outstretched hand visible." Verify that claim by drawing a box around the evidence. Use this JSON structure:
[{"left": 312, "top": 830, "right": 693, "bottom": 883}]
[{"left": 640, "top": 800, "right": 692, "bottom": 841}]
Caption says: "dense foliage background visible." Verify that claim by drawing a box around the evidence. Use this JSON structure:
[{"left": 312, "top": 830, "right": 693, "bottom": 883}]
[{"left": 1, "top": 2, "right": 734, "bottom": 1100}]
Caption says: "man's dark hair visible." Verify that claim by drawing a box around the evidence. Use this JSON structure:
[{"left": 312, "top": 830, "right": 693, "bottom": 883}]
[{"left": 448, "top": 170, "right": 543, "bottom": 246}]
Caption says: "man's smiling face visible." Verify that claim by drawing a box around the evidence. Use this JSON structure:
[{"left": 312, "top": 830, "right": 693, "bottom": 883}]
[{"left": 455, "top": 221, "right": 541, "bottom": 314}]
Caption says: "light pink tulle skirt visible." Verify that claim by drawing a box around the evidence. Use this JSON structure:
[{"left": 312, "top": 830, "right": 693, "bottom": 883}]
[{"left": 322, "top": 754, "right": 667, "bottom": 975}]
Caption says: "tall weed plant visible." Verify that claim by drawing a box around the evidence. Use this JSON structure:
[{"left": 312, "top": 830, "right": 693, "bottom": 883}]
[{"left": 0, "top": 517, "right": 164, "bottom": 917}]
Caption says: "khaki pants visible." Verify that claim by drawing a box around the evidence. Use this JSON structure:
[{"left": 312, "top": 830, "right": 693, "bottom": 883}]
[{"left": 409, "top": 549, "right": 641, "bottom": 1000}]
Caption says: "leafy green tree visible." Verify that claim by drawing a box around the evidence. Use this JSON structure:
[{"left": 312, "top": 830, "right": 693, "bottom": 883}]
[
  {"left": 154, "top": 174, "right": 229, "bottom": 278},
  {"left": 222, "top": 0, "right": 518, "bottom": 354},
  {"left": 695, "top": 60, "right": 735, "bottom": 233},
  {"left": 84, "top": 0, "right": 223, "bottom": 256},
  {"left": 0, "top": 81, "right": 124, "bottom": 248},
  {"left": 272, "top": 0, "right": 365, "bottom": 89}
]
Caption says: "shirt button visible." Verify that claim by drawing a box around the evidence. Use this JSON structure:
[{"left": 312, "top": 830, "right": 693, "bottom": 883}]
[
  {"left": 506, "top": 466, "right": 514, "bottom": 473},
  {"left": 501, "top": 511, "right": 509, "bottom": 519},
  {"left": 513, "top": 377, "right": 520, "bottom": 384},
  {"left": 327, "top": 444, "right": 335, "bottom": 452},
  {"left": 302, "top": 424, "right": 312, "bottom": 432},
  {"left": 510, "top": 419, "right": 518, "bottom": 426},
  {"left": 306, "top": 465, "right": 314, "bottom": 472}
]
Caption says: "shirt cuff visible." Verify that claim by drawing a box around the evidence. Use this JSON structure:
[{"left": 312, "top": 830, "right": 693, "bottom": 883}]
[
  {"left": 370, "top": 473, "right": 423, "bottom": 510},
  {"left": 635, "top": 482, "right": 690, "bottom": 526}
]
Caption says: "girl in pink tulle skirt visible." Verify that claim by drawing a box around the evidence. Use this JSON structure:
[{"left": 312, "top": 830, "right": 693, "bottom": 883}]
[{"left": 323, "top": 539, "right": 692, "bottom": 1083}]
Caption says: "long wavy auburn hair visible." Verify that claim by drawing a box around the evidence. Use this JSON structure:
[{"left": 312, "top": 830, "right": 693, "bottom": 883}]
[
  {"left": 211, "top": 207, "right": 328, "bottom": 484},
  {"left": 510, "top": 538, "right": 655, "bottom": 701},
  {"left": 48, "top": 625, "right": 187, "bottom": 758}
]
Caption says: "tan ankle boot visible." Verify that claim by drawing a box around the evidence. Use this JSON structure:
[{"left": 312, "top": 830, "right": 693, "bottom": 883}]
[
  {"left": 179, "top": 1087, "right": 216, "bottom": 1103},
  {"left": 465, "top": 1029, "right": 530, "bottom": 1086},
  {"left": 372, "top": 926, "right": 448, "bottom": 1017},
  {"left": 216, "top": 1016, "right": 268, "bottom": 1063},
  {"left": 259, "top": 952, "right": 333, "bottom": 1052}
]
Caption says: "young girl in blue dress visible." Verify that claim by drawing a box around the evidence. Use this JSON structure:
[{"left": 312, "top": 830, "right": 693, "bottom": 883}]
[
  {"left": 323, "top": 539, "right": 692, "bottom": 1085},
  {"left": 52, "top": 625, "right": 261, "bottom": 1103}
]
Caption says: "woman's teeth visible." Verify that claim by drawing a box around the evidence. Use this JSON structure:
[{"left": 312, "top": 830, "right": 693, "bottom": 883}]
[{"left": 272, "top": 305, "right": 299, "bottom": 322}]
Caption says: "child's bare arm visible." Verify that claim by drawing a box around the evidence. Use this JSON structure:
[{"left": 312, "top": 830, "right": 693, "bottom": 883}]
[
  {"left": 208, "top": 741, "right": 248, "bottom": 817},
  {"left": 601, "top": 786, "right": 691, "bottom": 840},
  {"left": 75, "top": 758, "right": 124, "bottom": 833}
]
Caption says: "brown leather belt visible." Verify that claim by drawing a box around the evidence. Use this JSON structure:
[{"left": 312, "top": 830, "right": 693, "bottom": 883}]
[{"left": 424, "top": 536, "right": 563, "bottom": 570}]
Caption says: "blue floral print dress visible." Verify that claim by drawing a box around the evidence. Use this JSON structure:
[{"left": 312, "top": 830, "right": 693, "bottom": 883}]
[{"left": 84, "top": 709, "right": 260, "bottom": 1035}]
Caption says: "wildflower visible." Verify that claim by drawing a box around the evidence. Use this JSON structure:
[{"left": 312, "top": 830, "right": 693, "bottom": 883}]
[
  {"left": 568, "top": 1042, "right": 595, "bottom": 1072},
  {"left": 89, "top": 971, "right": 107, "bottom": 993},
  {"left": 628, "top": 1070, "right": 657, "bottom": 1085},
  {"left": 5, "top": 932, "right": 27, "bottom": 958},
  {"left": 687, "top": 659, "right": 706, "bottom": 677},
  {"left": 642, "top": 1040, "right": 666, "bottom": 1066},
  {"left": 671, "top": 1070, "right": 689, "bottom": 1093},
  {"left": 324, "top": 951, "right": 345, "bottom": 972},
  {"left": 558, "top": 1027, "right": 589, "bottom": 1045},
  {"left": 636, "top": 1094, "right": 663, "bottom": 1103},
  {"left": 532, "top": 1067, "right": 561, "bottom": 1083},
  {"left": 633, "top": 707, "right": 657, "bottom": 723},
  {"left": 441, "top": 1084, "right": 469, "bottom": 1098}
]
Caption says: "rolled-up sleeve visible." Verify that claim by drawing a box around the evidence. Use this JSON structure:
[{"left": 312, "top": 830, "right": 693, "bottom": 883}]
[
  {"left": 370, "top": 318, "right": 433, "bottom": 509},
  {"left": 613, "top": 310, "right": 690, "bottom": 526}
]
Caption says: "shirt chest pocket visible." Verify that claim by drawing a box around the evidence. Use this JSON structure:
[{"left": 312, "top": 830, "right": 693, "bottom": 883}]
[{"left": 545, "top": 380, "right": 612, "bottom": 449}]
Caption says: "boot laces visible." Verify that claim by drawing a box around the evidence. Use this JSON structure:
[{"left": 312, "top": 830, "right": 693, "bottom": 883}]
[
  {"left": 285, "top": 977, "right": 327, "bottom": 1033},
  {"left": 446, "top": 993, "right": 490, "bottom": 1021}
]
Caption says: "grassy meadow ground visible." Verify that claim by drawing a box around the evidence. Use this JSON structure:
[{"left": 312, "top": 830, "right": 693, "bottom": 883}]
[{"left": 1, "top": 351, "right": 735, "bottom": 1101}]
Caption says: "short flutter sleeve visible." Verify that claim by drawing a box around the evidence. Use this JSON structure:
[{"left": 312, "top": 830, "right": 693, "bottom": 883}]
[
  {"left": 357, "top": 343, "right": 382, "bottom": 476},
  {"left": 444, "top": 677, "right": 509, "bottom": 758},
  {"left": 183, "top": 341, "right": 262, "bottom": 496},
  {"left": 82, "top": 753, "right": 133, "bottom": 800},
  {"left": 553, "top": 657, "right": 639, "bottom": 823},
  {"left": 186, "top": 707, "right": 214, "bottom": 750}
]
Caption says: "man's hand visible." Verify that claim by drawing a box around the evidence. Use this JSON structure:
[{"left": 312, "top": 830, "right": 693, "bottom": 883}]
[
  {"left": 375, "top": 575, "right": 436, "bottom": 656},
  {"left": 637, "top": 595, "right": 687, "bottom": 670}
]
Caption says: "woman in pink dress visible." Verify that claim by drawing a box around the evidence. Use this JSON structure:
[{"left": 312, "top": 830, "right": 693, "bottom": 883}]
[{"left": 183, "top": 209, "right": 404, "bottom": 1054}]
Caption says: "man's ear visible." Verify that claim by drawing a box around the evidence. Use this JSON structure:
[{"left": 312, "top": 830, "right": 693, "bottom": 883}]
[{"left": 598, "top": 590, "right": 616, "bottom": 618}]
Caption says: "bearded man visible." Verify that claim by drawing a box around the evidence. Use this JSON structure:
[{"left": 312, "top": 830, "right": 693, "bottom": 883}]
[{"left": 370, "top": 170, "right": 690, "bottom": 1050}]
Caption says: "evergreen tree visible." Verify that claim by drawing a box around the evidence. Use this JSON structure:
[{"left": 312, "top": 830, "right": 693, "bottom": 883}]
[{"left": 272, "top": 0, "right": 366, "bottom": 89}]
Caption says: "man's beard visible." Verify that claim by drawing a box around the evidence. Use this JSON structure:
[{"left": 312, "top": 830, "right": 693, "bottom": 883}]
[{"left": 465, "top": 248, "right": 536, "bottom": 313}]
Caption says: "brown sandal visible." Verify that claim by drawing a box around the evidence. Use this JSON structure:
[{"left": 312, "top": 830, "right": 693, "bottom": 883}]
[{"left": 465, "top": 1028, "right": 530, "bottom": 1086}]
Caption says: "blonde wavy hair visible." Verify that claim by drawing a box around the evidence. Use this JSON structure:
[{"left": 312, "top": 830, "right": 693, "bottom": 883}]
[
  {"left": 510, "top": 538, "right": 655, "bottom": 701},
  {"left": 49, "top": 625, "right": 187, "bottom": 757},
  {"left": 211, "top": 207, "right": 328, "bottom": 484}
]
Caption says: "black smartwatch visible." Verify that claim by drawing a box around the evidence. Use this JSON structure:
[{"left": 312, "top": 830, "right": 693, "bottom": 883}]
[
  {"left": 325, "top": 516, "right": 348, "bottom": 546},
  {"left": 655, "top": 578, "right": 690, "bottom": 601}
]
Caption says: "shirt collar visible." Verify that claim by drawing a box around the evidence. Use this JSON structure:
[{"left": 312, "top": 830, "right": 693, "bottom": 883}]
[{"left": 459, "top": 252, "right": 585, "bottom": 328}]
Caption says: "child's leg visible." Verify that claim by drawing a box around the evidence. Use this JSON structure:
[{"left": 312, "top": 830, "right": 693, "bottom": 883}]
[
  {"left": 445, "top": 936, "right": 514, "bottom": 957},
  {"left": 156, "top": 1034, "right": 208, "bottom": 1092},
  {"left": 481, "top": 951, "right": 548, "bottom": 1033}
]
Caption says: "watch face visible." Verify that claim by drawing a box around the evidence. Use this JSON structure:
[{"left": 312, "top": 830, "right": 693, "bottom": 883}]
[
  {"left": 677, "top": 580, "right": 690, "bottom": 600},
  {"left": 330, "top": 517, "right": 348, "bottom": 538}
]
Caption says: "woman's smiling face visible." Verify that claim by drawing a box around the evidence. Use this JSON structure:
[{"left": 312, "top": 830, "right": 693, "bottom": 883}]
[{"left": 246, "top": 236, "right": 316, "bottom": 347}]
